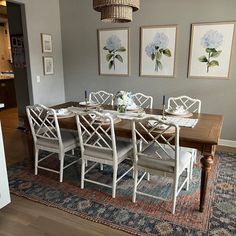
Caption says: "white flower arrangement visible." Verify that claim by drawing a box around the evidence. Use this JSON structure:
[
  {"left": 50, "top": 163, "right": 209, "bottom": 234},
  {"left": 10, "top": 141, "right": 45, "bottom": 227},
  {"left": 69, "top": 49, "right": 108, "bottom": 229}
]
[{"left": 114, "top": 91, "right": 136, "bottom": 112}]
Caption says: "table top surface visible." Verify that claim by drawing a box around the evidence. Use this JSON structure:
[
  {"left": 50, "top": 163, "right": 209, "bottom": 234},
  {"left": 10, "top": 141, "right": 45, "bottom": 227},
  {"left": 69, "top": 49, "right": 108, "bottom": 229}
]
[{"left": 53, "top": 102, "right": 224, "bottom": 151}]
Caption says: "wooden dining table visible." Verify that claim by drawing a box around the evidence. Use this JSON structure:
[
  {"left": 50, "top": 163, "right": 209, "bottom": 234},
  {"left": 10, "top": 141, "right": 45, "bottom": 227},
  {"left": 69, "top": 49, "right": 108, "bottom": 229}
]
[{"left": 49, "top": 101, "right": 224, "bottom": 212}]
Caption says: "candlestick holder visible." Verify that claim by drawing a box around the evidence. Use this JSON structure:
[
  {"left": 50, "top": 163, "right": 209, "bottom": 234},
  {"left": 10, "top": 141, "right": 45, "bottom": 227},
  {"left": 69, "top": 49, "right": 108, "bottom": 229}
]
[
  {"left": 85, "top": 97, "right": 88, "bottom": 112},
  {"left": 162, "top": 104, "right": 167, "bottom": 120}
]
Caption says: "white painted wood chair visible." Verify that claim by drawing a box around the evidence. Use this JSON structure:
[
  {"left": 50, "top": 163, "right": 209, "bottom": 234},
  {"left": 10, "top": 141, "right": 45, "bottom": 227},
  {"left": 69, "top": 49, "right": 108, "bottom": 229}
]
[
  {"left": 76, "top": 111, "right": 133, "bottom": 198},
  {"left": 167, "top": 95, "right": 201, "bottom": 113},
  {"left": 131, "top": 92, "right": 153, "bottom": 109},
  {"left": 167, "top": 95, "right": 201, "bottom": 179},
  {"left": 132, "top": 116, "right": 191, "bottom": 214},
  {"left": 89, "top": 90, "right": 114, "bottom": 105},
  {"left": 26, "top": 104, "right": 79, "bottom": 182}
]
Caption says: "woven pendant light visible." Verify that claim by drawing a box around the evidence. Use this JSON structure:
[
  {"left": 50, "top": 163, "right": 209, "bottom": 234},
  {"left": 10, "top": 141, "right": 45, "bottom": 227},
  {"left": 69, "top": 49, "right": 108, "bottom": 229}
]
[{"left": 93, "top": 0, "right": 140, "bottom": 23}]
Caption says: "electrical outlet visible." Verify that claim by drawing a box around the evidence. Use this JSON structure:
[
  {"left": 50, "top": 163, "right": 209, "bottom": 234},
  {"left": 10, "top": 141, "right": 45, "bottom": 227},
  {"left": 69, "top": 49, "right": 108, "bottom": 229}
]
[{"left": 36, "top": 76, "right": 40, "bottom": 83}]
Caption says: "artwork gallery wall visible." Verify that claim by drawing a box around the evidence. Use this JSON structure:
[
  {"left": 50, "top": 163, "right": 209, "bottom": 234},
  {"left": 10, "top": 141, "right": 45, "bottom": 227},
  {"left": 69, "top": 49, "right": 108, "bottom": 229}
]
[{"left": 59, "top": 0, "right": 236, "bottom": 141}]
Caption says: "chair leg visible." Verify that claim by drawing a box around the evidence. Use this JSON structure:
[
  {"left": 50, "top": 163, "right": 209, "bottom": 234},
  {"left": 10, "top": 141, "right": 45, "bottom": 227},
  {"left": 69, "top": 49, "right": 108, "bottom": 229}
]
[
  {"left": 193, "top": 150, "right": 197, "bottom": 164},
  {"left": 34, "top": 148, "right": 39, "bottom": 175},
  {"left": 59, "top": 153, "right": 64, "bottom": 182},
  {"left": 146, "top": 172, "right": 150, "bottom": 181},
  {"left": 100, "top": 164, "right": 103, "bottom": 171},
  {"left": 172, "top": 178, "right": 178, "bottom": 214},
  {"left": 132, "top": 166, "right": 138, "bottom": 203},
  {"left": 81, "top": 159, "right": 86, "bottom": 189},
  {"left": 112, "top": 166, "right": 118, "bottom": 198},
  {"left": 190, "top": 157, "right": 194, "bottom": 180},
  {"left": 186, "top": 167, "right": 190, "bottom": 191}
]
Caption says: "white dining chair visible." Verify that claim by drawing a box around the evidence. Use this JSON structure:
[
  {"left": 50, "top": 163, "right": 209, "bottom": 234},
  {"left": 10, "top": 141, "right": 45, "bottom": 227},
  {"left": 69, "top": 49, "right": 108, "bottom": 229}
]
[
  {"left": 167, "top": 95, "right": 201, "bottom": 113},
  {"left": 76, "top": 111, "right": 133, "bottom": 198},
  {"left": 132, "top": 116, "right": 191, "bottom": 214},
  {"left": 26, "top": 104, "right": 79, "bottom": 182},
  {"left": 131, "top": 92, "right": 153, "bottom": 108},
  {"left": 167, "top": 95, "right": 201, "bottom": 179},
  {"left": 89, "top": 90, "right": 114, "bottom": 105}
]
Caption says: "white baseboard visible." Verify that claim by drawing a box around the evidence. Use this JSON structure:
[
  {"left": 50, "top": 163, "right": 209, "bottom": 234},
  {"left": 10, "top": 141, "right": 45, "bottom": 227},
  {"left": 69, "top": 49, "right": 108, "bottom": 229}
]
[{"left": 219, "top": 139, "right": 236, "bottom": 148}]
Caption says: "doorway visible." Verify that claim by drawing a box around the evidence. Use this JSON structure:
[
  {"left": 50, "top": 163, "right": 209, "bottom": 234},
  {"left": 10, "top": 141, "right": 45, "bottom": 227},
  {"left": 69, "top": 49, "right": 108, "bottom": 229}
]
[{"left": 0, "top": 0, "right": 30, "bottom": 129}]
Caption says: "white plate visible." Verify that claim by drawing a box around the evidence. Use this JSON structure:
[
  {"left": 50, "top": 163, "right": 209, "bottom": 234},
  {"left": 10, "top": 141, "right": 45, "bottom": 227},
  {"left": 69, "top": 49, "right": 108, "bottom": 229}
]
[
  {"left": 79, "top": 101, "right": 100, "bottom": 107},
  {"left": 165, "top": 108, "right": 189, "bottom": 116},
  {"left": 148, "top": 120, "right": 168, "bottom": 129},
  {"left": 55, "top": 109, "right": 72, "bottom": 116},
  {"left": 126, "top": 106, "right": 143, "bottom": 111}
]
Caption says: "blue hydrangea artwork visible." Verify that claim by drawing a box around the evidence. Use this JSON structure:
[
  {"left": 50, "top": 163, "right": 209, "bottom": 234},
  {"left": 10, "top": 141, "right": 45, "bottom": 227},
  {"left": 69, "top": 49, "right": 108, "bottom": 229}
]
[
  {"left": 103, "top": 35, "right": 126, "bottom": 70},
  {"left": 199, "top": 30, "right": 223, "bottom": 73},
  {"left": 145, "top": 32, "right": 171, "bottom": 72}
]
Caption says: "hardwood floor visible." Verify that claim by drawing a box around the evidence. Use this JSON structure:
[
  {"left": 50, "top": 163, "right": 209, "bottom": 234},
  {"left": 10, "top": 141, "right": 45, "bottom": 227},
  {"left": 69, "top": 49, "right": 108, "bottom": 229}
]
[
  {"left": 0, "top": 195, "right": 130, "bottom": 236},
  {"left": 0, "top": 108, "right": 235, "bottom": 236}
]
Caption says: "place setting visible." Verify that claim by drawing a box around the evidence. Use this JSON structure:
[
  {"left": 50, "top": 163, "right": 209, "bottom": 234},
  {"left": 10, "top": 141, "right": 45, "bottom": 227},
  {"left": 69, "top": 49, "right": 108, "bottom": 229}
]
[{"left": 146, "top": 119, "right": 176, "bottom": 133}]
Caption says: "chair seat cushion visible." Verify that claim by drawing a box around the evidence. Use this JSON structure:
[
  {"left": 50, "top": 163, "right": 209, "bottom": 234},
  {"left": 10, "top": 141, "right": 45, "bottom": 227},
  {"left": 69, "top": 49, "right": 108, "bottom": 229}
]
[
  {"left": 84, "top": 138, "right": 133, "bottom": 162},
  {"left": 36, "top": 130, "right": 78, "bottom": 150},
  {"left": 137, "top": 144, "right": 191, "bottom": 174}
]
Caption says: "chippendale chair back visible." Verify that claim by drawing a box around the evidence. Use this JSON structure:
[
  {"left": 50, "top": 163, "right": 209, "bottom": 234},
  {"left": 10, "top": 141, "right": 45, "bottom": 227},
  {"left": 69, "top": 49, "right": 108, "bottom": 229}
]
[
  {"left": 131, "top": 92, "right": 153, "bottom": 108},
  {"left": 89, "top": 90, "right": 114, "bottom": 105},
  {"left": 167, "top": 95, "right": 201, "bottom": 113}
]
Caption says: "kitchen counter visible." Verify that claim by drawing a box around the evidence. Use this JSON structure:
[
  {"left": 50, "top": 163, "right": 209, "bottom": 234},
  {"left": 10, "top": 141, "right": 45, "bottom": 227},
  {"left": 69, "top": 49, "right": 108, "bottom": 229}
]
[{"left": 0, "top": 76, "right": 14, "bottom": 80}]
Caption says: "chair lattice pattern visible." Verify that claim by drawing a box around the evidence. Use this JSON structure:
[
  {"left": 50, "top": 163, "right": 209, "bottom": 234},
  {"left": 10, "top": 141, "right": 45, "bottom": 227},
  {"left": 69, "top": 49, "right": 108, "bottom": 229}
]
[
  {"left": 27, "top": 105, "right": 60, "bottom": 141},
  {"left": 131, "top": 93, "right": 153, "bottom": 109},
  {"left": 168, "top": 96, "right": 201, "bottom": 113},
  {"left": 77, "top": 111, "right": 114, "bottom": 151},
  {"left": 89, "top": 90, "right": 114, "bottom": 105},
  {"left": 133, "top": 117, "right": 178, "bottom": 161}
]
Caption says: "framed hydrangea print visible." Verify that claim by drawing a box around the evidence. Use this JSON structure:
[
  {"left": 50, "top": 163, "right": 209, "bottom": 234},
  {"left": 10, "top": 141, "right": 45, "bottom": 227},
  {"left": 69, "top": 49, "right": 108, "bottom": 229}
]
[
  {"left": 188, "top": 22, "right": 235, "bottom": 79},
  {"left": 97, "top": 28, "right": 129, "bottom": 76},
  {"left": 140, "top": 25, "right": 177, "bottom": 77}
]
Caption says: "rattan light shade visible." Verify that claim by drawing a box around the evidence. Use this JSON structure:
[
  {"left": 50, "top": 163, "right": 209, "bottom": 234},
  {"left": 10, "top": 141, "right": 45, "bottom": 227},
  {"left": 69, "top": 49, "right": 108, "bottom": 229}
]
[{"left": 93, "top": 0, "right": 140, "bottom": 23}]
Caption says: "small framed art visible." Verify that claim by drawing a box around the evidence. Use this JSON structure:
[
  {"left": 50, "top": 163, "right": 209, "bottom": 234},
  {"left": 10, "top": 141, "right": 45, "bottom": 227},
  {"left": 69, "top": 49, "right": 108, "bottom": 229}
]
[
  {"left": 43, "top": 56, "right": 54, "bottom": 75},
  {"left": 41, "top": 33, "right": 53, "bottom": 53}
]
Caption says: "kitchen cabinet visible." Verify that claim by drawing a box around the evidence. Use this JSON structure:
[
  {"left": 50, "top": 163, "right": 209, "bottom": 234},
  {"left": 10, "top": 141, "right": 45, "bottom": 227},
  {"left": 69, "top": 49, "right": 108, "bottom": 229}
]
[{"left": 0, "top": 78, "right": 17, "bottom": 108}]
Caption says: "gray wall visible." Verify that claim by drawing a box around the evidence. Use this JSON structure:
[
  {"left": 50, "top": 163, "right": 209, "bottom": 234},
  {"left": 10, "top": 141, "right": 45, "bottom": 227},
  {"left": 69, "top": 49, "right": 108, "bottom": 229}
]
[
  {"left": 11, "top": 0, "right": 65, "bottom": 106},
  {"left": 59, "top": 0, "right": 236, "bottom": 141}
]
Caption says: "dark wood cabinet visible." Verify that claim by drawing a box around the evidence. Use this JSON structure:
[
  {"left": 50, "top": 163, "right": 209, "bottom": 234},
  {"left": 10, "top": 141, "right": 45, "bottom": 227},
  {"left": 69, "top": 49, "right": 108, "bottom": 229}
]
[{"left": 0, "top": 79, "right": 17, "bottom": 108}]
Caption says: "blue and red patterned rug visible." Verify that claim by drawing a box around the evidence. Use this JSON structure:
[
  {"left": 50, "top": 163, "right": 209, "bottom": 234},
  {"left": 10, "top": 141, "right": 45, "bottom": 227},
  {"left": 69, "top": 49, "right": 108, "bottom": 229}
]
[{"left": 8, "top": 151, "right": 236, "bottom": 235}]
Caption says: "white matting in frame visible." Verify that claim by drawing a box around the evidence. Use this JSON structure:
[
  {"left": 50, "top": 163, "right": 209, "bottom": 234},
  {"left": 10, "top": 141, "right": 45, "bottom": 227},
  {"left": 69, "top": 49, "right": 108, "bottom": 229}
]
[
  {"left": 188, "top": 22, "right": 235, "bottom": 79},
  {"left": 97, "top": 28, "right": 129, "bottom": 76},
  {"left": 140, "top": 25, "right": 177, "bottom": 78}
]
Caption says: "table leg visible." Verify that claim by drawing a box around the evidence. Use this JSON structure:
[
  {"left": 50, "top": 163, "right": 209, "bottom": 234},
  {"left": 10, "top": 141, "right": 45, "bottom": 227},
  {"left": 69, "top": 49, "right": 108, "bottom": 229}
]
[{"left": 200, "top": 154, "right": 214, "bottom": 212}]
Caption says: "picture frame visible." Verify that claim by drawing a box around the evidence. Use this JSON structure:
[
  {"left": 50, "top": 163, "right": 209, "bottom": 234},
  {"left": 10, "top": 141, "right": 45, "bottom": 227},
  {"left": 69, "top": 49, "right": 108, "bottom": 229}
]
[
  {"left": 41, "top": 33, "right": 53, "bottom": 53},
  {"left": 140, "top": 25, "right": 177, "bottom": 78},
  {"left": 188, "top": 22, "right": 235, "bottom": 79},
  {"left": 97, "top": 28, "right": 129, "bottom": 76},
  {"left": 43, "top": 56, "right": 54, "bottom": 75}
]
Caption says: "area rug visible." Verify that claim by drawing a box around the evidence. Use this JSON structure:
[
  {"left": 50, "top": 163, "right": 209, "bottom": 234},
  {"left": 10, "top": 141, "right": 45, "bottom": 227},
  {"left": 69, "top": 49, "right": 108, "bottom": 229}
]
[{"left": 8, "top": 151, "right": 236, "bottom": 235}]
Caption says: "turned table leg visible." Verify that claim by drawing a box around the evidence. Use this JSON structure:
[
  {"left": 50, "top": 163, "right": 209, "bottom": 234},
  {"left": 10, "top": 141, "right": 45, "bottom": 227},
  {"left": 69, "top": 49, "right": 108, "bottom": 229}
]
[{"left": 200, "top": 154, "right": 214, "bottom": 212}]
